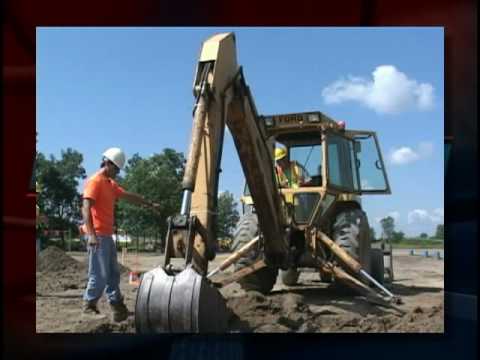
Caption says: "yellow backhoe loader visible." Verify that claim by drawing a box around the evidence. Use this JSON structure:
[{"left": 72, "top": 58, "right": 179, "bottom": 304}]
[{"left": 135, "top": 32, "right": 398, "bottom": 333}]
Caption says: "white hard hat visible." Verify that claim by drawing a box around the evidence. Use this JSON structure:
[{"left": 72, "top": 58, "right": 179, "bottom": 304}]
[{"left": 102, "top": 147, "right": 126, "bottom": 169}]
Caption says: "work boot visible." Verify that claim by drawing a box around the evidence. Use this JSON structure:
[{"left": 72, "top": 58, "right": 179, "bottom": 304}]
[
  {"left": 83, "top": 299, "right": 99, "bottom": 314},
  {"left": 110, "top": 299, "right": 129, "bottom": 322},
  {"left": 82, "top": 299, "right": 105, "bottom": 318}
]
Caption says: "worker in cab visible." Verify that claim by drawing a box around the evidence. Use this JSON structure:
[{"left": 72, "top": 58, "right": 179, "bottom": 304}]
[
  {"left": 274, "top": 147, "right": 311, "bottom": 189},
  {"left": 275, "top": 147, "right": 317, "bottom": 220}
]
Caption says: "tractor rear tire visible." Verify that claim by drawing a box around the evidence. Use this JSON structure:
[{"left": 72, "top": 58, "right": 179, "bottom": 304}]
[
  {"left": 332, "top": 208, "right": 372, "bottom": 273},
  {"left": 232, "top": 214, "right": 278, "bottom": 294},
  {"left": 280, "top": 268, "right": 300, "bottom": 286},
  {"left": 370, "top": 248, "right": 385, "bottom": 285}
]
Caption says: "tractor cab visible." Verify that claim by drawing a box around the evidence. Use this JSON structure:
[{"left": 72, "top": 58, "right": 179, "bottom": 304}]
[{"left": 242, "top": 111, "right": 391, "bottom": 226}]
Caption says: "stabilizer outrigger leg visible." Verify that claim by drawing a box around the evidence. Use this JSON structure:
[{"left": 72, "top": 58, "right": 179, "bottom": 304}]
[{"left": 315, "top": 231, "right": 403, "bottom": 308}]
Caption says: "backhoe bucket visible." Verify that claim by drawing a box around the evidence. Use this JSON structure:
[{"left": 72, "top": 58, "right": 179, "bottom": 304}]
[{"left": 135, "top": 265, "right": 229, "bottom": 333}]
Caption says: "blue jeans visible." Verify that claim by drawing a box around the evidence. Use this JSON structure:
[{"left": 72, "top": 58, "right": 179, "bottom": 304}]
[{"left": 83, "top": 235, "right": 123, "bottom": 304}]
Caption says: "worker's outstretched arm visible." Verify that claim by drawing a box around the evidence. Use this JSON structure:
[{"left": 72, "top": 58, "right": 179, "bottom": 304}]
[{"left": 119, "top": 191, "right": 161, "bottom": 214}]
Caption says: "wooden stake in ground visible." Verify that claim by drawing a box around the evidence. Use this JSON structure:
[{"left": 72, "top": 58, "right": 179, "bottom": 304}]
[
  {"left": 121, "top": 247, "right": 127, "bottom": 266},
  {"left": 129, "top": 248, "right": 141, "bottom": 286}
]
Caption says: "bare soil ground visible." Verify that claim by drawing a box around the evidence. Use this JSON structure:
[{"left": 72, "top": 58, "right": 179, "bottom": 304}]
[{"left": 36, "top": 247, "right": 443, "bottom": 333}]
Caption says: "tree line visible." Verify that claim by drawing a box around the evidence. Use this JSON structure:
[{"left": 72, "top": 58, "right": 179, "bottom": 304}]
[
  {"left": 37, "top": 146, "right": 442, "bottom": 250},
  {"left": 35, "top": 147, "right": 240, "bottom": 251},
  {"left": 370, "top": 216, "right": 444, "bottom": 243}
]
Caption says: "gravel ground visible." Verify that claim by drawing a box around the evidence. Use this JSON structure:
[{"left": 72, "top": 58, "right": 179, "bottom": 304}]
[{"left": 36, "top": 246, "right": 444, "bottom": 333}]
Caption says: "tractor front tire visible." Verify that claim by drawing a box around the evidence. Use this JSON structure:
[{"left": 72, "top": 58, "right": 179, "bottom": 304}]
[
  {"left": 369, "top": 248, "right": 385, "bottom": 285},
  {"left": 332, "top": 208, "right": 372, "bottom": 273}
]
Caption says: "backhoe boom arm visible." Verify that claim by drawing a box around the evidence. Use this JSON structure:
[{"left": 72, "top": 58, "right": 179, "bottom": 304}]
[{"left": 181, "top": 32, "right": 288, "bottom": 272}]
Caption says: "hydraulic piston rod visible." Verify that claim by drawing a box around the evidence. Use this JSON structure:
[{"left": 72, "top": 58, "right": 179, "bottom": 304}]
[
  {"left": 180, "top": 190, "right": 192, "bottom": 216},
  {"left": 316, "top": 230, "right": 400, "bottom": 302},
  {"left": 181, "top": 69, "right": 211, "bottom": 193},
  {"left": 359, "top": 269, "right": 395, "bottom": 298}
]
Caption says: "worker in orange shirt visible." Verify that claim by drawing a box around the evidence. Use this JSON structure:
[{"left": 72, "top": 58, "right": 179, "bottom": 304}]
[{"left": 82, "top": 147, "right": 160, "bottom": 322}]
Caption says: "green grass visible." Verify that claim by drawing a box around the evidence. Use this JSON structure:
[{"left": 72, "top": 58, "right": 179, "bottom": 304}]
[
  {"left": 390, "top": 238, "right": 444, "bottom": 249},
  {"left": 392, "top": 243, "right": 444, "bottom": 249}
]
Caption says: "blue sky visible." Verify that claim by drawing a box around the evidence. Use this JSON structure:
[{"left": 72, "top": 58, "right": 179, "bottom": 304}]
[{"left": 37, "top": 27, "right": 444, "bottom": 237}]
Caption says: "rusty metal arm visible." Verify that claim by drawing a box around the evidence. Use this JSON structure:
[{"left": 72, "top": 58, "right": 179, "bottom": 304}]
[
  {"left": 207, "top": 236, "right": 260, "bottom": 278},
  {"left": 211, "top": 259, "right": 267, "bottom": 288}
]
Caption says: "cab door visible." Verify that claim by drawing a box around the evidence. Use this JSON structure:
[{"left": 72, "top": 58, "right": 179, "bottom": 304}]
[
  {"left": 345, "top": 130, "right": 391, "bottom": 194},
  {"left": 324, "top": 130, "right": 391, "bottom": 195}
]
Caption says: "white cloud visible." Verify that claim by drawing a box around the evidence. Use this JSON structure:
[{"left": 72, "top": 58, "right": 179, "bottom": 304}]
[
  {"left": 408, "top": 208, "right": 444, "bottom": 224},
  {"left": 322, "top": 65, "right": 435, "bottom": 114},
  {"left": 431, "top": 208, "right": 444, "bottom": 222},
  {"left": 433, "top": 208, "right": 444, "bottom": 217},
  {"left": 389, "top": 142, "right": 434, "bottom": 165},
  {"left": 408, "top": 209, "right": 430, "bottom": 223},
  {"left": 415, "top": 83, "right": 435, "bottom": 110},
  {"left": 390, "top": 147, "right": 419, "bottom": 165}
]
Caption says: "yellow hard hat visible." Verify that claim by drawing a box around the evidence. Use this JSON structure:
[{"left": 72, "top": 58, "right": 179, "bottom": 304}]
[{"left": 275, "top": 147, "right": 287, "bottom": 161}]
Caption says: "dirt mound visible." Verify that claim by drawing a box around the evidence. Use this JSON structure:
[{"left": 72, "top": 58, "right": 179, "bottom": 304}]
[
  {"left": 37, "top": 246, "right": 130, "bottom": 274},
  {"left": 226, "top": 291, "right": 308, "bottom": 332},
  {"left": 324, "top": 304, "right": 444, "bottom": 332},
  {"left": 36, "top": 246, "right": 131, "bottom": 295},
  {"left": 389, "top": 304, "right": 444, "bottom": 332},
  {"left": 37, "top": 246, "right": 86, "bottom": 273},
  {"left": 36, "top": 246, "right": 88, "bottom": 294},
  {"left": 226, "top": 290, "right": 444, "bottom": 333}
]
